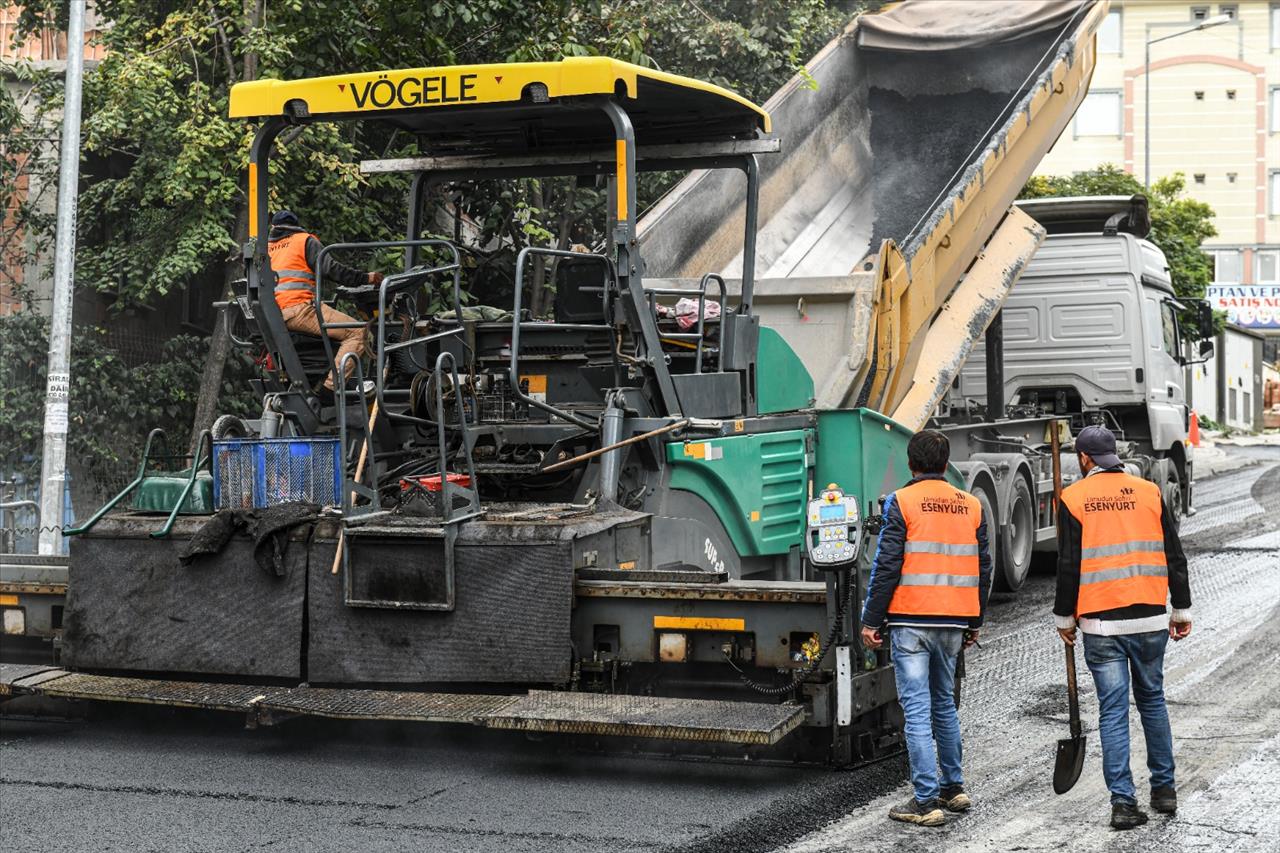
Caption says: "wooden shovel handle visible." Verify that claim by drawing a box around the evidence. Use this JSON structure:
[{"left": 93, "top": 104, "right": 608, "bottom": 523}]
[{"left": 1065, "top": 641, "right": 1082, "bottom": 738}]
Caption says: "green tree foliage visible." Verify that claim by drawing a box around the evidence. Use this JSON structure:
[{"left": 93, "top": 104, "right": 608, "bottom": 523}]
[
  {"left": 3, "top": 0, "right": 862, "bottom": 485},
  {"left": 1020, "top": 165, "right": 1218, "bottom": 338},
  {"left": 0, "top": 311, "right": 256, "bottom": 487},
  {"left": 12, "top": 0, "right": 850, "bottom": 309}
]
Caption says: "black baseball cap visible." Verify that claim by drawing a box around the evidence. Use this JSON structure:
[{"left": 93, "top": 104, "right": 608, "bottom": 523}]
[
  {"left": 271, "top": 210, "right": 299, "bottom": 227},
  {"left": 1076, "top": 425, "right": 1121, "bottom": 469}
]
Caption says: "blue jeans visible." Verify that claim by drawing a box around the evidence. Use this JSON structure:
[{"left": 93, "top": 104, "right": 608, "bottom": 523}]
[
  {"left": 1082, "top": 631, "right": 1175, "bottom": 805},
  {"left": 890, "top": 626, "right": 964, "bottom": 803}
]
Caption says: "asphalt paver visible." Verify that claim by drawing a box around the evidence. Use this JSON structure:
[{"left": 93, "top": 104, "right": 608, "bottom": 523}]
[{"left": 3, "top": 446, "right": 1277, "bottom": 853}]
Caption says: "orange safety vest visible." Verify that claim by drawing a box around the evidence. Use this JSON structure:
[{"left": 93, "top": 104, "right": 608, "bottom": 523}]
[
  {"left": 1060, "top": 472, "right": 1167, "bottom": 616},
  {"left": 267, "top": 231, "right": 317, "bottom": 310},
  {"left": 888, "top": 479, "right": 982, "bottom": 617}
]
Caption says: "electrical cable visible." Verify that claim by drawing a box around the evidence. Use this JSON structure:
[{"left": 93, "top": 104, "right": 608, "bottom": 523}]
[{"left": 723, "top": 565, "right": 857, "bottom": 696}]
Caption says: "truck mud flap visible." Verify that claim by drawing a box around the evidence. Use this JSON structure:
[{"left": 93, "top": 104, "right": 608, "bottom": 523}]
[{"left": 0, "top": 666, "right": 803, "bottom": 746}]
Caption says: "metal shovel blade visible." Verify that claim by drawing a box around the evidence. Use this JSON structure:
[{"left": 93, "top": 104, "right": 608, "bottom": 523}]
[{"left": 1053, "top": 734, "right": 1086, "bottom": 794}]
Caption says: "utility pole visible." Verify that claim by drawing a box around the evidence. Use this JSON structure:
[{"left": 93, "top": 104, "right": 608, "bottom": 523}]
[{"left": 37, "top": 0, "right": 87, "bottom": 555}]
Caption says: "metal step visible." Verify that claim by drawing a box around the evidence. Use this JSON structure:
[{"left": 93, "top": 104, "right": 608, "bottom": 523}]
[
  {"left": 0, "top": 663, "right": 67, "bottom": 696},
  {"left": 0, "top": 669, "right": 803, "bottom": 745},
  {"left": 256, "top": 687, "right": 518, "bottom": 723},
  {"left": 479, "top": 690, "right": 805, "bottom": 745}
]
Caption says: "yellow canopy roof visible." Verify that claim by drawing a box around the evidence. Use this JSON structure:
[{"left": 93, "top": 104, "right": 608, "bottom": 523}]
[{"left": 230, "top": 57, "right": 769, "bottom": 154}]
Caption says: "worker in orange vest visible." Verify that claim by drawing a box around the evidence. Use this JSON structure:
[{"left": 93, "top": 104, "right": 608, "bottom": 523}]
[
  {"left": 267, "top": 210, "right": 382, "bottom": 394},
  {"left": 861, "top": 429, "right": 992, "bottom": 827},
  {"left": 1054, "top": 425, "right": 1191, "bottom": 830}
]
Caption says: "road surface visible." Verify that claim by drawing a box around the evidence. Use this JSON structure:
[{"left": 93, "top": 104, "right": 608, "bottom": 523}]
[{"left": 2, "top": 444, "right": 1277, "bottom": 853}]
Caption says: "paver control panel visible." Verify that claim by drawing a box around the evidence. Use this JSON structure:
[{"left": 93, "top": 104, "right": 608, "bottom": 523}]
[{"left": 805, "top": 484, "right": 861, "bottom": 567}]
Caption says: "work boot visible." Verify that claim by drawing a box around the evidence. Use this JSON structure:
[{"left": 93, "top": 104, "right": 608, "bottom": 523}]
[
  {"left": 938, "top": 785, "right": 972, "bottom": 812},
  {"left": 888, "top": 797, "right": 945, "bottom": 827},
  {"left": 1151, "top": 786, "right": 1177, "bottom": 815},
  {"left": 1110, "top": 802, "right": 1149, "bottom": 830}
]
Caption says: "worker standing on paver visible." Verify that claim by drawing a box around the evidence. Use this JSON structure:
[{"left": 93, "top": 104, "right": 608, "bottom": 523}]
[
  {"left": 1054, "top": 425, "right": 1192, "bottom": 831},
  {"left": 861, "top": 430, "right": 993, "bottom": 827}
]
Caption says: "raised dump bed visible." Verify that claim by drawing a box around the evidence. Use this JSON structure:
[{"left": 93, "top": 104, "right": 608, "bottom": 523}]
[{"left": 641, "top": 0, "right": 1107, "bottom": 425}]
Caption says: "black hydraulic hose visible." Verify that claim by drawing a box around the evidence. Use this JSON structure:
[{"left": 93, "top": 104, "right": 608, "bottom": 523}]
[{"left": 723, "top": 567, "right": 857, "bottom": 697}]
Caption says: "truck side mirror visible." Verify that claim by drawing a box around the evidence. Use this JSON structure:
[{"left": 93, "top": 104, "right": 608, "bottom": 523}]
[
  {"left": 1196, "top": 300, "right": 1215, "bottom": 339},
  {"left": 1199, "top": 339, "right": 1214, "bottom": 359}
]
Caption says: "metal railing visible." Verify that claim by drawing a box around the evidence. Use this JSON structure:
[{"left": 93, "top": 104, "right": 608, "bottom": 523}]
[
  {"left": 335, "top": 352, "right": 377, "bottom": 515},
  {"left": 644, "top": 273, "right": 726, "bottom": 375},
  {"left": 430, "top": 351, "right": 482, "bottom": 525},
  {"left": 509, "top": 247, "right": 616, "bottom": 431},
  {"left": 310, "top": 238, "right": 467, "bottom": 420}
]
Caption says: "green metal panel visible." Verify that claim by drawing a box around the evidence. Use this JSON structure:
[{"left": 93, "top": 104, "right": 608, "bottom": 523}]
[
  {"left": 756, "top": 327, "right": 814, "bottom": 414},
  {"left": 666, "top": 429, "right": 811, "bottom": 556},
  {"left": 130, "top": 472, "right": 215, "bottom": 514},
  {"left": 813, "top": 409, "right": 965, "bottom": 519}
]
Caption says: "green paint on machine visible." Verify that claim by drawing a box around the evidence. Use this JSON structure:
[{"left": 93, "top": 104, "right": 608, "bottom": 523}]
[
  {"left": 666, "top": 429, "right": 812, "bottom": 556},
  {"left": 756, "top": 327, "right": 814, "bottom": 414},
  {"left": 813, "top": 409, "right": 965, "bottom": 523}
]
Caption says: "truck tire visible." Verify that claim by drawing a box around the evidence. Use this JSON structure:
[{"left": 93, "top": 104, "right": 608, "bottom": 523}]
[
  {"left": 1162, "top": 472, "right": 1182, "bottom": 532},
  {"left": 995, "top": 477, "right": 1034, "bottom": 592},
  {"left": 971, "top": 484, "right": 998, "bottom": 586}
]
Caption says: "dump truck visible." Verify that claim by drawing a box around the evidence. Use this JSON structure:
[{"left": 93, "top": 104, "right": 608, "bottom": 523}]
[
  {"left": 2, "top": 0, "right": 1109, "bottom": 765},
  {"left": 954, "top": 195, "right": 1213, "bottom": 516}
]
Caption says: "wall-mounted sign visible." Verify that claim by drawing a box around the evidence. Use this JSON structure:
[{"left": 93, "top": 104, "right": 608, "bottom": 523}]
[{"left": 1206, "top": 285, "right": 1280, "bottom": 330}]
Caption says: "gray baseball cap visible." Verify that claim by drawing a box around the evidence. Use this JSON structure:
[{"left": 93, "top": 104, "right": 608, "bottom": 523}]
[{"left": 1076, "top": 425, "right": 1122, "bottom": 469}]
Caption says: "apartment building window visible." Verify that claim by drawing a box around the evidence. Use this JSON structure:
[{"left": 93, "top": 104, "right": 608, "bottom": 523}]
[
  {"left": 1210, "top": 249, "right": 1243, "bottom": 284},
  {"left": 1074, "top": 90, "right": 1122, "bottom": 136},
  {"left": 1274, "top": 4, "right": 1280, "bottom": 49},
  {"left": 1273, "top": 87, "right": 1280, "bottom": 131},
  {"left": 1273, "top": 171, "right": 1280, "bottom": 215},
  {"left": 1194, "top": 173, "right": 1206, "bottom": 185},
  {"left": 1258, "top": 250, "right": 1280, "bottom": 283},
  {"left": 1098, "top": 10, "right": 1122, "bottom": 54},
  {"left": 1218, "top": 5, "right": 1237, "bottom": 19}
]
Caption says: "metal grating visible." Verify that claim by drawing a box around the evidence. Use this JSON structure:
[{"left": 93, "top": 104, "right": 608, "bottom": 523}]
[
  {"left": 479, "top": 690, "right": 806, "bottom": 745},
  {"left": 35, "top": 673, "right": 291, "bottom": 711},
  {"left": 8, "top": 670, "right": 805, "bottom": 746},
  {"left": 258, "top": 687, "right": 519, "bottom": 722},
  {"left": 0, "top": 664, "right": 67, "bottom": 696}
]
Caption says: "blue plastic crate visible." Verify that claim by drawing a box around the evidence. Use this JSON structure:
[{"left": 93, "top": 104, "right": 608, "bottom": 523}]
[{"left": 213, "top": 438, "right": 342, "bottom": 510}]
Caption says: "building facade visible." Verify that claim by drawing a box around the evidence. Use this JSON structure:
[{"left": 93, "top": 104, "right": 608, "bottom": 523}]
[{"left": 1036, "top": 0, "right": 1280, "bottom": 346}]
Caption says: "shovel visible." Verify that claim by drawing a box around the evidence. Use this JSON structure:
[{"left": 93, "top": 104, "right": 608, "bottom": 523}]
[
  {"left": 1053, "top": 641, "right": 1086, "bottom": 794},
  {"left": 1050, "top": 417, "right": 1085, "bottom": 795}
]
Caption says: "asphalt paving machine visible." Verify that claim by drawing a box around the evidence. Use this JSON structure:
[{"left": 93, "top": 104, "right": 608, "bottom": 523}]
[{"left": 1, "top": 0, "right": 1109, "bottom": 765}]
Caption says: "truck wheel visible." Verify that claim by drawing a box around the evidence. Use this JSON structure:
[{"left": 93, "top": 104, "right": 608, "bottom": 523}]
[
  {"left": 971, "top": 484, "right": 998, "bottom": 584},
  {"left": 995, "top": 477, "right": 1034, "bottom": 592},
  {"left": 1162, "top": 473, "right": 1183, "bottom": 532}
]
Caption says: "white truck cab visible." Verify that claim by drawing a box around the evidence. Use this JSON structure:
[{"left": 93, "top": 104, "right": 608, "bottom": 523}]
[{"left": 956, "top": 195, "right": 1215, "bottom": 517}]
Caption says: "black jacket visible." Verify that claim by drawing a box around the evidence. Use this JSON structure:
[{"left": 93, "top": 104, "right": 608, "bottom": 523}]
[
  {"left": 861, "top": 473, "right": 994, "bottom": 630},
  {"left": 268, "top": 225, "right": 368, "bottom": 290},
  {"left": 1053, "top": 468, "right": 1191, "bottom": 623}
]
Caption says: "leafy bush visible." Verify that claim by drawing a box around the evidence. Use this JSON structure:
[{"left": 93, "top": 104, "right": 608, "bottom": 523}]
[{"left": 0, "top": 312, "right": 255, "bottom": 489}]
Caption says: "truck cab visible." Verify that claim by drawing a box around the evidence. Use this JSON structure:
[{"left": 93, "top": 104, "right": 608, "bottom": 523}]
[{"left": 956, "top": 195, "right": 1214, "bottom": 516}]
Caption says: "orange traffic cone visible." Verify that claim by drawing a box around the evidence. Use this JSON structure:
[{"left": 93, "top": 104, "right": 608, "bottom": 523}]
[{"left": 1188, "top": 410, "right": 1200, "bottom": 447}]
